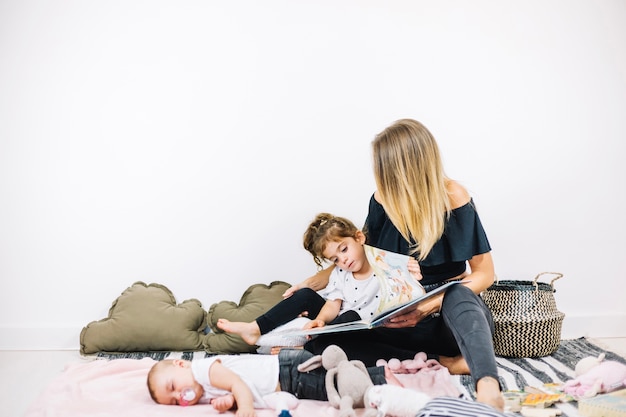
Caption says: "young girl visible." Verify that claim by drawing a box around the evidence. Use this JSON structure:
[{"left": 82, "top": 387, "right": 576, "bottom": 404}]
[{"left": 217, "top": 212, "right": 420, "bottom": 346}]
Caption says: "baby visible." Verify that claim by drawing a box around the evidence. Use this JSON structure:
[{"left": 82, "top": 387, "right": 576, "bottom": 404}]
[{"left": 147, "top": 348, "right": 401, "bottom": 417}]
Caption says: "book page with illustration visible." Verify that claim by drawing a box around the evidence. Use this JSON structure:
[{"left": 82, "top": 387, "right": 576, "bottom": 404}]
[{"left": 364, "top": 244, "right": 425, "bottom": 314}]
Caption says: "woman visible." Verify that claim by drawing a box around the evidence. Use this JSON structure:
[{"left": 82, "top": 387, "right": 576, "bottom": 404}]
[{"left": 285, "top": 119, "right": 503, "bottom": 410}]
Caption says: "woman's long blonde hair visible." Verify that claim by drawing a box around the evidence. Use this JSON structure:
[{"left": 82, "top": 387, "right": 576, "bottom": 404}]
[{"left": 372, "top": 119, "right": 450, "bottom": 260}]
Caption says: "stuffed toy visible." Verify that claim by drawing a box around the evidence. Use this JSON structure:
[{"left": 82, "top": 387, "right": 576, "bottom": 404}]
[
  {"left": 562, "top": 353, "right": 626, "bottom": 398},
  {"left": 575, "top": 353, "right": 606, "bottom": 376},
  {"left": 375, "top": 352, "right": 442, "bottom": 374},
  {"left": 364, "top": 384, "right": 431, "bottom": 417},
  {"left": 297, "top": 344, "right": 378, "bottom": 417}
]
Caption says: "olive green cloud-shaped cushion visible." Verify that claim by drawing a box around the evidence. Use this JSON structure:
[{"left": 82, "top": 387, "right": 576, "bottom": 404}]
[
  {"left": 80, "top": 281, "right": 206, "bottom": 354},
  {"left": 204, "top": 280, "right": 291, "bottom": 354}
]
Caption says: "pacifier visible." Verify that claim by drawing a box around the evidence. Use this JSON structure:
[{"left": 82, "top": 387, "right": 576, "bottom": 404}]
[{"left": 179, "top": 387, "right": 196, "bottom": 406}]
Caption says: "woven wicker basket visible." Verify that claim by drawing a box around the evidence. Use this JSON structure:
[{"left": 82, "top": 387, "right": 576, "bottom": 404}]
[{"left": 481, "top": 272, "right": 565, "bottom": 358}]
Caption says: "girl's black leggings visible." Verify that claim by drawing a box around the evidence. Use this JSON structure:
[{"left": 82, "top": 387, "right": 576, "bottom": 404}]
[{"left": 256, "top": 288, "right": 360, "bottom": 335}]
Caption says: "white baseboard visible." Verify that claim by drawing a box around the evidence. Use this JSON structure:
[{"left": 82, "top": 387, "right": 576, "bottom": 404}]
[
  {"left": 0, "top": 326, "right": 81, "bottom": 350},
  {"left": 561, "top": 313, "right": 626, "bottom": 340},
  {"left": 0, "top": 313, "right": 624, "bottom": 350}
]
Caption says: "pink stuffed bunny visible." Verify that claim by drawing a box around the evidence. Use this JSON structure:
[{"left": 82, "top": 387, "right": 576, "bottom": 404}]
[
  {"left": 562, "top": 354, "right": 626, "bottom": 399},
  {"left": 376, "top": 352, "right": 443, "bottom": 374}
]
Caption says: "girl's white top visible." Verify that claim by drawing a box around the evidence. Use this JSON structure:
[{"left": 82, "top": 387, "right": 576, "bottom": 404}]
[
  {"left": 191, "top": 355, "right": 279, "bottom": 408},
  {"left": 319, "top": 267, "right": 381, "bottom": 320}
]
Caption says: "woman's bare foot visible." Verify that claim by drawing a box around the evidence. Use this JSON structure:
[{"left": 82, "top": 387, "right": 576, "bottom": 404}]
[
  {"left": 476, "top": 376, "right": 504, "bottom": 412},
  {"left": 438, "top": 355, "right": 470, "bottom": 375},
  {"left": 383, "top": 366, "right": 404, "bottom": 387},
  {"left": 216, "top": 319, "right": 261, "bottom": 345}
]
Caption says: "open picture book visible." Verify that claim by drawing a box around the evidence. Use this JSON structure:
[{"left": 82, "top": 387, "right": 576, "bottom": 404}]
[{"left": 281, "top": 245, "right": 465, "bottom": 336}]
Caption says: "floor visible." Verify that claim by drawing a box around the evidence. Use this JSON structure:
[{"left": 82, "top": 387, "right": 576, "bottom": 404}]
[{"left": 4, "top": 338, "right": 626, "bottom": 417}]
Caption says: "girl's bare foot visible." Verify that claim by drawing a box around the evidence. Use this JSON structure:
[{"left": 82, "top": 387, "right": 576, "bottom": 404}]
[
  {"left": 216, "top": 319, "right": 261, "bottom": 345},
  {"left": 438, "top": 355, "right": 470, "bottom": 375},
  {"left": 476, "top": 376, "right": 504, "bottom": 411}
]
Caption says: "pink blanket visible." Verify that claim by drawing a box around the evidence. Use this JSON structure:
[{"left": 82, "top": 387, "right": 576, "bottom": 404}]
[{"left": 24, "top": 358, "right": 459, "bottom": 417}]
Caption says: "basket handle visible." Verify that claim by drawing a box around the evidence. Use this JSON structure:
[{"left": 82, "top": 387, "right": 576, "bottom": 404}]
[{"left": 533, "top": 272, "right": 564, "bottom": 290}]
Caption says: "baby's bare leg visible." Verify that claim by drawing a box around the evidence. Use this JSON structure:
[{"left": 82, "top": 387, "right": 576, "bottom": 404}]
[{"left": 216, "top": 319, "right": 261, "bottom": 345}]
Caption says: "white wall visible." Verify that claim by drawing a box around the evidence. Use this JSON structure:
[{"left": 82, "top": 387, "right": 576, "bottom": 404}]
[{"left": 1, "top": 1, "right": 625, "bottom": 350}]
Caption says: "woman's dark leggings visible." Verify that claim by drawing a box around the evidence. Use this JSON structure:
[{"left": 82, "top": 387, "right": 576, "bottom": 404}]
[
  {"left": 304, "top": 284, "right": 499, "bottom": 384},
  {"left": 256, "top": 288, "right": 360, "bottom": 334}
]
